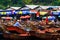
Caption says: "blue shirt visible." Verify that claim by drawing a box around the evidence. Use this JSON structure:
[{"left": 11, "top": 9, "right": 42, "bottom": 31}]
[{"left": 13, "top": 22, "right": 21, "bottom": 27}]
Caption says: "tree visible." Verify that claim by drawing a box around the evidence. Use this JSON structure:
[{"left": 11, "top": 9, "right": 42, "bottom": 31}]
[
  {"left": 52, "top": 0, "right": 60, "bottom": 6},
  {"left": 22, "top": 0, "right": 32, "bottom": 4},
  {"left": 0, "top": 0, "right": 60, "bottom": 9},
  {"left": 0, "top": 0, "right": 11, "bottom": 9}
]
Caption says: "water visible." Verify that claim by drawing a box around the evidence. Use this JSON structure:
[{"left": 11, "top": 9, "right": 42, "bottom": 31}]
[{"left": 24, "top": 27, "right": 32, "bottom": 32}]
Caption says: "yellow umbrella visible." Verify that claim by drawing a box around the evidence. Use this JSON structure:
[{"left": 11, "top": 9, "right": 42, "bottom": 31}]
[
  {"left": 40, "top": 12, "right": 47, "bottom": 15},
  {"left": 18, "top": 11, "right": 22, "bottom": 14},
  {"left": 3, "top": 12, "right": 6, "bottom": 15},
  {"left": 1, "top": 12, "right": 6, "bottom": 15},
  {"left": 1, "top": 12, "right": 4, "bottom": 15}
]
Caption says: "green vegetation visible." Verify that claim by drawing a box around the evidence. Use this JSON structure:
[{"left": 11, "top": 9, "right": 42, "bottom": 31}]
[{"left": 0, "top": 0, "right": 59, "bottom": 9}]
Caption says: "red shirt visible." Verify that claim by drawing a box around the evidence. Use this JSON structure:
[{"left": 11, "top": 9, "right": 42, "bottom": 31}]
[
  {"left": 46, "top": 17, "right": 48, "bottom": 24},
  {"left": 36, "top": 12, "right": 40, "bottom": 17}
]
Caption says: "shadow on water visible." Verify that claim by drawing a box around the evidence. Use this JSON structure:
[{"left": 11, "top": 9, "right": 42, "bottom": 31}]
[{"left": 0, "top": 36, "right": 57, "bottom": 40}]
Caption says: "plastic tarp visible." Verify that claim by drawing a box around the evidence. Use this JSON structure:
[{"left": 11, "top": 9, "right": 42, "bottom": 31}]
[{"left": 40, "top": 12, "right": 47, "bottom": 15}]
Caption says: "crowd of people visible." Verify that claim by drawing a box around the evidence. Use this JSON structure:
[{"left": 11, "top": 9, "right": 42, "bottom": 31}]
[{"left": 0, "top": 18, "right": 60, "bottom": 34}]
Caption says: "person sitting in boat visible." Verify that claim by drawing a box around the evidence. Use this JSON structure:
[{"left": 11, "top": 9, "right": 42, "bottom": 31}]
[{"left": 13, "top": 20, "right": 23, "bottom": 29}]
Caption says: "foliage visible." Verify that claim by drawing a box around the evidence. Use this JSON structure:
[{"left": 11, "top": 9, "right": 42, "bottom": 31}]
[{"left": 0, "top": 0, "right": 59, "bottom": 9}]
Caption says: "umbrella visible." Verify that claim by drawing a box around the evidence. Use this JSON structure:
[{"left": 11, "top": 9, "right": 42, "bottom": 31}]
[
  {"left": 20, "top": 15, "right": 30, "bottom": 19},
  {"left": 22, "top": 11, "right": 30, "bottom": 14},
  {"left": 40, "top": 12, "right": 47, "bottom": 15},
  {"left": 6, "top": 12, "right": 11, "bottom": 15},
  {"left": 52, "top": 11, "right": 60, "bottom": 15},
  {"left": 1, "top": 17, "right": 12, "bottom": 20},
  {"left": 47, "top": 7, "right": 53, "bottom": 10},
  {"left": 22, "top": 11, "right": 26, "bottom": 14},
  {"left": 18, "top": 11, "right": 22, "bottom": 14},
  {"left": 48, "top": 16, "right": 55, "bottom": 20},
  {"left": 42, "top": 16, "right": 55, "bottom": 20},
  {"left": 30, "top": 10, "right": 37, "bottom": 14},
  {"left": 25, "top": 15, "right": 30, "bottom": 18},
  {"left": 14, "top": 11, "right": 19, "bottom": 14},
  {"left": 1, "top": 12, "right": 6, "bottom": 15},
  {"left": 20, "top": 16, "right": 26, "bottom": 19},
  {"left": 6, "top": 17, "right": 12, "bottom": 20}
]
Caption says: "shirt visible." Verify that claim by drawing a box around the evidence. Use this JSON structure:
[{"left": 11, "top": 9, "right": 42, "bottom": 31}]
[{"left": 13, "top": 22, "right": 22, "bottom": 27}]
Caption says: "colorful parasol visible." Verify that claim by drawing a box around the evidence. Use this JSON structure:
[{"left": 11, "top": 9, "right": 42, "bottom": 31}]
[
  {"left": 1, "top": 17, "right": 13, "bottom": 20},
  {"left": 18, "top": 11, "right": 22, "bottom": 14},
  {"left": 20, "top": 16, "right": 26, "bottom": 19},
  {"left": 52, "top": 11, "right": 60, "bottom": 15},
  {"left": 25, "top": 15, "right": 30, "bottom": 18},
  {"left": 1, "top": 12, "right": 6, "bottom": 15},
  {"left": 40, "top": 12, "right": 47, "bottom": 15},
  {"left": 30, "top": 10, "right": 37, "bottom": 13},
  {"left": 20, "top": 15, "right": 30, "bottom": 19}
]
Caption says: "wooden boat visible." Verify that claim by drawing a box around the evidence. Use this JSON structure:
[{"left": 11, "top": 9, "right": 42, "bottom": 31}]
[{"left": 1, "top": 24, "right": 60, "bottom": 40}]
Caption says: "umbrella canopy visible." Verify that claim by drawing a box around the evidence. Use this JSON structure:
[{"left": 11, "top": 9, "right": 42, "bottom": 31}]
[
  {"left": 1, "top": 12, "right": 6, "bottom": 15},
  {"left": 48, "top": 16, "right": 55, "bottom": 20},
  {"left": 26, "top": 5, "right": 39, "bottom": 9},
  {"left": 30, "top": 10, "right": 37, "bottom": 14},
  {"left": 14, "top": 10, "right": 19, "bottom": 14},
  {"left": 20, "top": 6, "right": 30, "bottom": 10},
  {"left": 6, "top": 11, "right": 12, "bottom": 15},
  {"left": 52, "top": 11, "right": 60, "bottom": 15},
  {"left": 20, "top": 16, "right": 26, "bottom": 19},
  {"left": 6, "top": 7, "right": 21, "bottom": 10},
  {"left": 20, "top": 15, "right": 30, "bottom": 19},
  {"left": 1, "top": 17, "right": 13, "bottom": 20},
  {"left": 40, "top": 12, "right": 47, "bottom": 15},
  {"left": 22, "top": 11, "right": 30, "bottom": 14},
  {"left": 25, "top": 15, "right": 30, "bottom": 18},
  {"left": 42, "top": 16, "right": 55, "bottom": 20},
  {"left": 47, "top": 7, "right": 53, "bottom": 10},
  {"left": 18, "top": 11, "right": 22, "bottom": 14},
  {"left": 40, "top": 6, "right": 49, "bottom": 9}
]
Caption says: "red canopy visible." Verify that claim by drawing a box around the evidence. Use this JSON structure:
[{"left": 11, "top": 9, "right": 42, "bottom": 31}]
[
  {"left": 20, "top": 16, "right": 26, "bottom": 19},
  {"left": 1, "top": 17, "right": 12, "bottom": 20},
  {"left": 25, "top": 15, "right": 30, "bottom": 18},
  {"left": 20, "top": 15, "right": 30, "bottom": 19}
]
